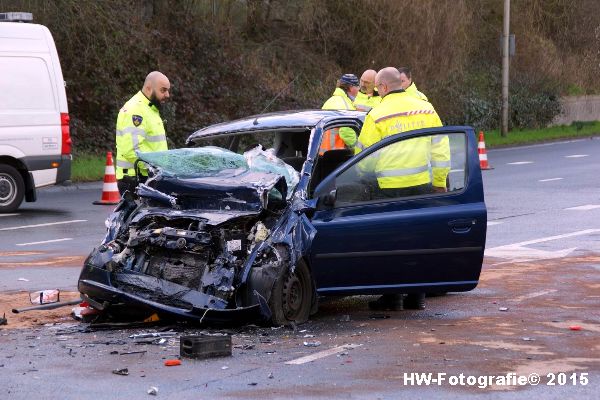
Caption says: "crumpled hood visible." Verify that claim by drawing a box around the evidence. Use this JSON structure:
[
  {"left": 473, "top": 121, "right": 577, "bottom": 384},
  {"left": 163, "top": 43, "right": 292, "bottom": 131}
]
[{"left": 136, "top": 147, "right": 292, "bottom": 212}]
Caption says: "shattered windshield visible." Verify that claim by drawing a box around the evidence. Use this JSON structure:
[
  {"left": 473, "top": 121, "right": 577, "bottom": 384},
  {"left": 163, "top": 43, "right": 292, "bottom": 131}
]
[
  {"left": 137, "top": 146, "right": 300, "bottom": 199},
  {"left": 137, "top": 147, "right": 248, "bottom": 177}
]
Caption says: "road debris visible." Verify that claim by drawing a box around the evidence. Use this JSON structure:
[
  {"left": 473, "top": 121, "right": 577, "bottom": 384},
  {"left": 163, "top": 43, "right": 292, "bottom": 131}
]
[
  {"left": 369, "top": 314, "right": 391, "bottom": 319},
  {"left": 17, "top": 278, "right": 29, "bottom": 282},
  {"left": 147, "top": 386, "right": 158, "bottom": 396},
  {"left": 164, "top": 359, "right": 181, "bottom": 366},
  {"left": 180, "top": 334, "right": 232, "bottom": 359},
  {"left": 569, "top": 325, "right": 582, "bottom": 331},
  {"left": 112, "top": 368, "right": 129, "bottom": 376},
  {"left": 303, "top": 341, "right": 321, "bottom": 347},
  {"left": 268, "top": 372, "right": 274, "bottom": 379},
  {"left": 0, "top": 313, "right": 7, "bottom": 326},
  {"left": 498, "top": 307, "right": 509, "bottom": 311}
]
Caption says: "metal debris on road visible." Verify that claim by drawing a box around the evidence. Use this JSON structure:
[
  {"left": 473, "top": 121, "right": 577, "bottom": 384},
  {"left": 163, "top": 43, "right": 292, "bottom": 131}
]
[
  {"left": 112, "top": 368, "right": 129, "bottom": 376},
  {"left": 129, "top": 332, "right": 177, "bottom": 339},
  {"left": 303, "top": 341, "right": 321, "bottom": 347},
  {"left": 498, "top": 307, "right": 509, "bottom": 311},
  {"left": 147, "top": 386, "right": 158, "bottom": 396}
]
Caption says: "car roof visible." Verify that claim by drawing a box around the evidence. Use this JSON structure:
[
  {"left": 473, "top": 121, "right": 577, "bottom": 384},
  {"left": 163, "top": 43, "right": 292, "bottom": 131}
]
[{"left": 187, "top": 109, "right": 365, "bottom": 143}]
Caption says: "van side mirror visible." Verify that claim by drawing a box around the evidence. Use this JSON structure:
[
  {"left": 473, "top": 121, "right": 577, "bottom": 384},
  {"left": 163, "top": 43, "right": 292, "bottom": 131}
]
[{"left": 318, "top": 189, "right": 337, "bottom": 209}]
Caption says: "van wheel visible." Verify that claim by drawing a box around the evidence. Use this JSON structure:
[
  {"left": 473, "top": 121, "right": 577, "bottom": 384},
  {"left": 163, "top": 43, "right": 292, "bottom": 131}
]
[
  {"left": 269, "top": 259, "right": 313, "bottom": 326},
  {"left": 0, "top": 165, "right": 25, "bottom": 213}
]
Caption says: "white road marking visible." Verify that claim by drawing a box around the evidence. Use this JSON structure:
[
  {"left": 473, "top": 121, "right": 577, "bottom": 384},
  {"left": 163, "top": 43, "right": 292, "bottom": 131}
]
[
  {"left": 538, "top": 178, "right": 563, "bottom": 182},
  {"left": 487, "top": 221, "right": 503, "bottom": 226},
  {"left": 485, "top": 228, "right": 600, "bottom": 262},
  {"left": 507, "top": 161, "right": 533, "bottom": 165},
  {"left": 0, "top": 213, "right": 19, "bottom": 217},
  {"left": 0, "top": 219, "right": 87, "bottom": 231},
  {"left": 501, "top": 229, "right": 600, "bottom": 248},
  {"left": 16, "top": 238, "right": 73, "bottom": 246},
  {"left": 565, "top": 154, "right": 588, "bottom": 158},
  {"left": 285, "top": 344, "right": 362, "bottom": 365},
  {"left": 565, "top": 205, "right": 600, "bottom": 211},
  {"left": 511, "top": 289, "right": 557, "bottom": 303}
]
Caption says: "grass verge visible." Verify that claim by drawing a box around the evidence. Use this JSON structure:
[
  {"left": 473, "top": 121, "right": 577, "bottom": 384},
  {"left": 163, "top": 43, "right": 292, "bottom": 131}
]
[
  {"left": 71, "top": 154, "right": 107, "bottom": 182},
  {"left": 481, "top": 121, "right": 600, "bottom": 148}
]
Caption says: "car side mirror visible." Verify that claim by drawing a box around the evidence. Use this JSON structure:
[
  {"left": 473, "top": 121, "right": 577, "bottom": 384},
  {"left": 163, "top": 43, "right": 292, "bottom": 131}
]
[{"left": 318, "top": 189, "right": 337, "bottom": 209}]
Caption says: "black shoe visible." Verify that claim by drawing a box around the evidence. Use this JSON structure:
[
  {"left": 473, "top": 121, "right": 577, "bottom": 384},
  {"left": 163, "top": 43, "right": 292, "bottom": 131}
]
[
  {"left": 404, "top": 293, "right": 426, "bottom": 310},
  {"left": 368, "top": 294, "right": 404, "bottom": 311}
]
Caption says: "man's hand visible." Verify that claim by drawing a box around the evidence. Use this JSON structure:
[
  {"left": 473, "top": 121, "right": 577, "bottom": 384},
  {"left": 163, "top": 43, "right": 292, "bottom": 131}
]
[{"left": 433, "top": 186, "right": 447, "bottom": 193}]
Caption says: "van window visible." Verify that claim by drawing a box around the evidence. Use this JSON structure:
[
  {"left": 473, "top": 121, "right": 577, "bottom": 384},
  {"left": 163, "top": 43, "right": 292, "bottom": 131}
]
[{"left": 0, "top": 56, "right": 55, "bottom": 110}]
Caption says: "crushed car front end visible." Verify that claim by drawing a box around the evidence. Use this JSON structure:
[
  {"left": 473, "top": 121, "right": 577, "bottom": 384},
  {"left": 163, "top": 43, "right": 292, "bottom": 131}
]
[{"left": 78, "top": 147, "right": 315, "bottom": 325}]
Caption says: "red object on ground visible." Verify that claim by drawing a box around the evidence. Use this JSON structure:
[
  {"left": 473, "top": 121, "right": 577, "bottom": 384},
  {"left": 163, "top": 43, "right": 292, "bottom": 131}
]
[
  {"left": 164, "top": 359, "right": 182, "bottom": 366},
  {"left": 478, "top": 131, "right": 492, "bottom": 170},
  {"left": 93, "top": 152, "right": 121, "bottom": 205},
  {"left": 569, "top": 325, "right": 582, "bottom": 331}
]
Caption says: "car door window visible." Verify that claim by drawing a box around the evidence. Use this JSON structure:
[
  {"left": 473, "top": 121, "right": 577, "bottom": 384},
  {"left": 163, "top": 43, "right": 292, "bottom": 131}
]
[{"left": 334, "top": 132, "right": 466, "bottom": 206}]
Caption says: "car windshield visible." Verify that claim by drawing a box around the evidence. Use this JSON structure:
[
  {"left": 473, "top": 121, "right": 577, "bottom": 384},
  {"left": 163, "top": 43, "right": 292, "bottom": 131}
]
[{"left": 137, "top": 146, "right": 300, "bottom": 199}]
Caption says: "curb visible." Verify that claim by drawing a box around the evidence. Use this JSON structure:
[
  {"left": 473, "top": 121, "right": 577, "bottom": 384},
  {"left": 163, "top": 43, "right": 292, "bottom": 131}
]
[{"left": 39, "top": 181, "right": 103, "bottom": 193}]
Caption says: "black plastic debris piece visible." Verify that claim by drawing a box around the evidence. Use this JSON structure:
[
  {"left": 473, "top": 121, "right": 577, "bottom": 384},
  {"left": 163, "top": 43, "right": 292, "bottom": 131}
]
[
  {"left": 369, "top": 314, "right": 391, "bottom": 319},
  {"left": 112, "top": 368, "right": 129, "bottom": 376},
  {"left": 0, "top": 313, "right": 7, "bottom": 326},
  {"left": 180, "top": 335, "right": 232, "bottom": 359}
]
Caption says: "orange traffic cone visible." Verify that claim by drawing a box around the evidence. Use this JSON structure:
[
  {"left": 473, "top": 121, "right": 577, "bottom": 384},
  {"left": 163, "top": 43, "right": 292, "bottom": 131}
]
[
  {"left": 93, "top": 151, "right": 121, "bottom": 205},
  {"left": 478, "top": 131, "right": 492, "bottom": 170}
]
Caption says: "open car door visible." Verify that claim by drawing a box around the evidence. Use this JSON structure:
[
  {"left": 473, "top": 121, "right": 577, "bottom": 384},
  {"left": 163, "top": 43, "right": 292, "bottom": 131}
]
[{"left": 308, "top": 126, "right": 487, "bottom": 296}]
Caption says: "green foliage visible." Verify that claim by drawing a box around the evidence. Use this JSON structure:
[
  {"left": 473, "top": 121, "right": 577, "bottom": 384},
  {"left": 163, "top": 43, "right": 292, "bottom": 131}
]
[
  {"left": 0, "top": 0, "right": 597, "bottom": 155},
  {"left": 567, "top": 85, "right": 586, "bottom": 96}
]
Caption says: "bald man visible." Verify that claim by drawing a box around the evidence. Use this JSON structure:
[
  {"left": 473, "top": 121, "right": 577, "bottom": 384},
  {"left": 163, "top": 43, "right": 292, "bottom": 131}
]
[
  {"left": 115, "top": 71, "right": 171, "bottom": 194},
  {"left": 353, "top": 69, "right": 381, "bottom": 112},
  {"left": 355, "top": 67, "right": 450, "bottom": 311}
]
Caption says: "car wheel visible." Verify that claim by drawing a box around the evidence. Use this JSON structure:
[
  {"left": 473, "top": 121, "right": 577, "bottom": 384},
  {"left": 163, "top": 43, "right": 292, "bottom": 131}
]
[
  {"left": 269, "top": 259, "right": 313, "bottom": 326},
  {"left": 0, "top": 165, "right": 25, "bottom": 213}
]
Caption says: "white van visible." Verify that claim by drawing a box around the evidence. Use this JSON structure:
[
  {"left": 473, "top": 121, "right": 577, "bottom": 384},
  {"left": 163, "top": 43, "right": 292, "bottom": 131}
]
[{"left": 0, "top": 12, "right": 71, "bottom": 212}]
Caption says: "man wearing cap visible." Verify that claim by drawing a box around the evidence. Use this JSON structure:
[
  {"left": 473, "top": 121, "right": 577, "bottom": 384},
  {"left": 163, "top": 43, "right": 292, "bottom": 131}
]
[
  {"left": 115, "top": 71, "right": 170, "bottom": 195},
  {"left": 354, "top": 69, "right": 381, "bottom": 112},
  {"left": 320, "top": 74, "right": 360, "bottom": 154},
  {"left": 355, "top": 67, "right": 450, "bottom": 311},
  {"left": 398, "top": 66, "right": 428, "bottom": 102}
]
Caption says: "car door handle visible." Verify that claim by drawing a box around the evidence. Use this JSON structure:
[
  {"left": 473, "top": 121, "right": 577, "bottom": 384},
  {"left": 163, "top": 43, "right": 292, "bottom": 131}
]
[{"left": 448, "top": 218, "right": 476, "bottom": 233}]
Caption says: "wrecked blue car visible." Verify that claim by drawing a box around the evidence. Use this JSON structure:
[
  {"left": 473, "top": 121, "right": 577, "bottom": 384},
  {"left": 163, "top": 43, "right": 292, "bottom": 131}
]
[{"left": 78, "top": 110, "right": 487, "bottom": 325}]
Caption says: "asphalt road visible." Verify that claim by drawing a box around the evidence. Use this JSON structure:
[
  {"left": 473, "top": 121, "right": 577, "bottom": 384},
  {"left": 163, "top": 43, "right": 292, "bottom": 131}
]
[{"left": 0, "top": 137, "right": 599, "bottom": 399}]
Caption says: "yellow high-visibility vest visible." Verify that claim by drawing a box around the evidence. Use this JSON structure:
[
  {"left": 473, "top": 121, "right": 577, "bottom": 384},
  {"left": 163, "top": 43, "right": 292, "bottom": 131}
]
[
  {"left": 321, "top": 88, "right": 357, "bottom": 151},
  {"left": 355, "top": 90, "right": 449, "bottom": 189},
  {"left": 115, "top": 91, "right": 168, "bottom": 179},
  {"left": 353, "top": 90, "right": 382, "bottom": 112},
  {"left": 405, "top": 82, "right": 429, "bottom": 102}
]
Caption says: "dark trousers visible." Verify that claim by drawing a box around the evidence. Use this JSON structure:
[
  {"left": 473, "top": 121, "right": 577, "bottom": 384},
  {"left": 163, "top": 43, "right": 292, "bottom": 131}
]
[
  {"left": 117, "top": 175, "right": 145, "bottom": 195},
  {"left": 378, "top": 183, "right": 434, "bottom": 198}
]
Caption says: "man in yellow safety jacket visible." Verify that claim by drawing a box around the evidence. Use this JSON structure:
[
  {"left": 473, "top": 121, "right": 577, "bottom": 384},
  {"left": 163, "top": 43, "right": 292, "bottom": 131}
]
[
  {"left": 398, "top": 66, "right": 429, "bottom": 102},
  {"left": 353, "top": 69, "right": 381, "bottom": 112},
  {"left": 115, "top": 71, "right": 170, "bottom": 194},
  {"left": 355, "top": 67, "right": 450, "bottom": 311},
  {"left": 320, "top": 74, "right": 360, "bottom": 154}
]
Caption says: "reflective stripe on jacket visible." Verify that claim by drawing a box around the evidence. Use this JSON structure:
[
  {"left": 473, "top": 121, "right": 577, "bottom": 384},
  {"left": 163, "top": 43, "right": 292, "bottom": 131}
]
[
  {"left": 353, "top": 90, "right": 382, "bottom": 112},
  {"left": 320, "top": 88, "right": 357, "bottom": 153},
  {"left": 115, "top": 91, "right": 168, "bottom": 179},
  {"left": 355, "top": 90, "right": 449, "bottom": 189}
]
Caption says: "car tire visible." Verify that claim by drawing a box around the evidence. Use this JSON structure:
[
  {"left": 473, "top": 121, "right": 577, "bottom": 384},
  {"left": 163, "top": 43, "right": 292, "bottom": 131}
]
[
  {"left": 269, "top": 259, "right": 313, "bottom": 326},
  {"left": 0, "top": 164, "right": 25, "bottom": 213}
]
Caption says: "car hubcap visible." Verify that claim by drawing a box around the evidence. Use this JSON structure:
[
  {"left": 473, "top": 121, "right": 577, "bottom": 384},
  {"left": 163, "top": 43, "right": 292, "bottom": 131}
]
[
  {"left": 283, "top": 273, "right": 303, "bottom": 318},
  {"left": 0, "top": 173, "right": 17, "bottom": 206}
]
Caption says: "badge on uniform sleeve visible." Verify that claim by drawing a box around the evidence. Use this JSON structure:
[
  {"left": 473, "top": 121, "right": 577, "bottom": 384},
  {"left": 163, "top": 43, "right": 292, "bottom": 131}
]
[{"left": 132, "top": 115, "right": 143, "bottom": 127}]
